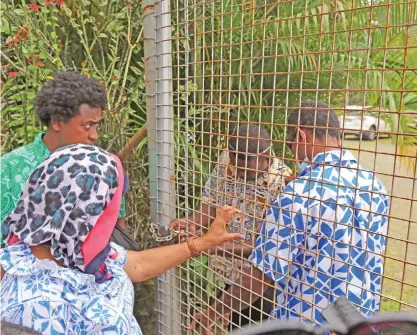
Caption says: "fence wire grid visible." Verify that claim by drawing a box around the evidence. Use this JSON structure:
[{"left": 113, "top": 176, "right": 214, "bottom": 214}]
[{"left": 151, "top": 0, "right": 417, "bottom": 334}]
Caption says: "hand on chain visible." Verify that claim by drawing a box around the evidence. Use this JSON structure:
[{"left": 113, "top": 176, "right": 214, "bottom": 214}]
[
  {"left": 170, "top": 218, "right": 197, "bottom": 242},
  {"left": 149, "top": 222, "right": 178, "bottom": 242}
]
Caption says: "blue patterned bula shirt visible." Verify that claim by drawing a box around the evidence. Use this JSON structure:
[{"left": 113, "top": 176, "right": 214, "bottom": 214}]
[
  {"left": 249, "top": 150, "right": 389, "bottom": 325},
  {"left": 0, "top": 242, "right": 142, "bottom": 335}
]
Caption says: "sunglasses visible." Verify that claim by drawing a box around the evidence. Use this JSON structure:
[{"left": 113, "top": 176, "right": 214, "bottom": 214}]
[{"left": 233, "top": 296, "right": 417, "bottom": 335}]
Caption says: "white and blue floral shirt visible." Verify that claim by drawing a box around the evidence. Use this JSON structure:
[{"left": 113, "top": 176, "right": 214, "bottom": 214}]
[
  {"left": 0, "top": 242, "right": 142, "bottom": 335},
  {"left": 249, "top": 150, "right": 389, "bottom": 325}
]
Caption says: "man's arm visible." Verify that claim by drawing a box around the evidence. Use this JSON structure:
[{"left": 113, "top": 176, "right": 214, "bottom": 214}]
[
  {"left": 190, "top": 266, "right": 273, "bottom": 333},
  {"left": 214, "top": 266, "right": 272, "bottom": 312},
  {"left": 191, "top": 188, "right": 306, "bottom": 333},
  {"left": 207, "top": 238, "right": 254, "bottom": 257}
]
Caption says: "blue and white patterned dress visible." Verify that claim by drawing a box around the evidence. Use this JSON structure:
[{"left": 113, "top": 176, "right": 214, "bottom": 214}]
[
  {"left": 0, "top": 242, "right": 142, "bottom": 335},
  {"left": 249, "top": 149, "right": 389, "bottom": 325}
]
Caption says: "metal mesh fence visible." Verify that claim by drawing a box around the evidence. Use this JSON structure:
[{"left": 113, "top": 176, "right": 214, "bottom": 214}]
[{"left": 151, "top": 0, "right": 417, "bottom": 333}]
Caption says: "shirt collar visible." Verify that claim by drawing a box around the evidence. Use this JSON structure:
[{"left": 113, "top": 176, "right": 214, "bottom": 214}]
[
  {"left": 34, "top": 131, "right": 51, "bottom": 155},
  {"left": 311, "top": 149, "right": 357, "bottom": 165}
]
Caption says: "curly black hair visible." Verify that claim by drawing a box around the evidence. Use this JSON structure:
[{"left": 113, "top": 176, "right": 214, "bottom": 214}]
[{"left": 35, "top": 71, "right": 107, "bottom": 126}]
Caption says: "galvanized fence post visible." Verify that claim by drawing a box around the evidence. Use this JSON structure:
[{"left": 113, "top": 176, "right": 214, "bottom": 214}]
[{"left": 143, "top": 0, "right": 181, "bottom": 333}]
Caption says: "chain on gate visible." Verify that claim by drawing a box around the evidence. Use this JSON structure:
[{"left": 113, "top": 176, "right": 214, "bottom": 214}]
[{"left": 150, "top": 222, "right": 179, "bottom": 242}]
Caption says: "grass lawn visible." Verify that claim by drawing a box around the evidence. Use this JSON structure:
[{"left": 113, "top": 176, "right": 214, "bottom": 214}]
[{"left": 342, "top": 137, "right": 417, "bottom": 313}]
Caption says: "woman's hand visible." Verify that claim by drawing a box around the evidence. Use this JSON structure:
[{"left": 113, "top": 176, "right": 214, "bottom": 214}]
[
  {"left": 194, "top": 206, "right": 243, "bottom": 253},
  {"left": 124, "top": 206, "right": 243, "bottom": 283},
  {"left": 170, "top": 218, "right": 197, "bottom": 242}
]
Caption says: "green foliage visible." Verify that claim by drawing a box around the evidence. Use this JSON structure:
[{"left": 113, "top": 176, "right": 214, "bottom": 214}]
[
  {"left": 1, "top": 1, "right": 155, "bottom": 332},
  {"left": 2, "top": 0, "right": 417, "bottom": 325},
  {"left": 171, "top": 0, "right": 417, "bottom": 194},
  {"left": 1, "top": 0, "right": 145, "bottom": 153},
  {"left": 171, "top": 0, "right": 417, "bottom": 315}
]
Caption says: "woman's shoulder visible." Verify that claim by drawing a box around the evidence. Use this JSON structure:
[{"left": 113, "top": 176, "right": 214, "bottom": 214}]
[
  {"left": 1, "top": 243, "right": 139, "bottom": 335},
  {"left": 0, "top": 242, "right": 128, "bottom": 288},
  {"left": 108, "top": 242, "right": 128, "bottom": 268}
]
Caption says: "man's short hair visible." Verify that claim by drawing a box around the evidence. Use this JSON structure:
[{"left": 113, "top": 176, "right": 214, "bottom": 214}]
[
  {"left": 35, "top": 71, "right": 107, "bottom": 126},
  {"left": 287, "top": 100, "right": 341, "bottom": 141},
  {"left": 228, "top": 123, "right": 271, "bottom": 158}
]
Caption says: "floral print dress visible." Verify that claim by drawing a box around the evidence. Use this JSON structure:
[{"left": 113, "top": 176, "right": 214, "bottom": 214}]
[{"left": 0, "top": 242, "right": 142, "bottom": 335}]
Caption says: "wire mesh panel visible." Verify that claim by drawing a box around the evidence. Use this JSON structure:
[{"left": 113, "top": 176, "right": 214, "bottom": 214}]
[{"left": 154, "top": 0, "right": 417, "bottom": 333}]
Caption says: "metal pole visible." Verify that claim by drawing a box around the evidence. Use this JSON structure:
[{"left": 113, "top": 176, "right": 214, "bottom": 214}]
[
  {"left": 143, "top": 0, "right": 181, "bottom": 334},
  {"left": 143, "top": 0, "right": 157, "bottom": 239}
]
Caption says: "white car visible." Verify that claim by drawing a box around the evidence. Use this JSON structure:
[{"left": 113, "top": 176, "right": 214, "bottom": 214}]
[{"left": 339, "top": 105, "right": 390, "bottom": 141}]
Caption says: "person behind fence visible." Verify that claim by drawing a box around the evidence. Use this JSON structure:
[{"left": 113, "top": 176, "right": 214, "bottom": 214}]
[
  {"left": 0, "top": 72, "right": 138, "bottom": 258},
  {"left": 190, "top": 100, "right": 389, "bottom": 333},
  {"left": 0, "top": 144, "right": 243, "bottom": 335},
  {"left": 171, "top": 123, "right": 292, "bottom": 326}
]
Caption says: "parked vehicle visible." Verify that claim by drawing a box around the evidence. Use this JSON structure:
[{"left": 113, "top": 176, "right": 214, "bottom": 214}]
[{"left": 339, "top": 105, "right": 390, "bottom": 141}]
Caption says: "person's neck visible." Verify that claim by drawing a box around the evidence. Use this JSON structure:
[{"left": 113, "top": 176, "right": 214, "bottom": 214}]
[
  {"left": 30, "top": 245, "right": 62, "bottom": 267},
  {"left": 42, "top": 130, "right": 60, "bottom": 152},
  {"left": 310, "top": 139, "right": 341, "bottom": 159}
]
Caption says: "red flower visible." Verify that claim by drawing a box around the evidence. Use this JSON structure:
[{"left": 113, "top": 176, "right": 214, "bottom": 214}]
[
  {"left": 8, "top": 72, "right": 18, "bottom": 78},
  {"left": 56, "top": 0, "right": 65, "bottom": 4},
  {"left": 35, "top": 61, "right": 44, "bottom": 67},
  {"left": 15, "top": 34, "right": 22, "bottom": 40},
  {"left": 6, "top": 41, "right": 13, "bottom": 48},
  {"left": 18, "top": 27, "right": 28, "bottom": 34},
  {"left": 81, "top": 61, "right": 87, "bottom": 67},
  {"left": 99, "top": 81, "right": 105, "bottom": 87},
  {"left": 27, "top": 57, "right": 33, "bottom": 63},
  {"left": 45, "top": 0, "right": 53, "bottom": 4},
  {"left": 111, "top": 75, "right": 117, "bottom": 80},
  {"left": 29, "top": 3, "right": 40, "bottom": 11},
  {"left": 58, "top": 43, "right": 63, "bottom": 48}
]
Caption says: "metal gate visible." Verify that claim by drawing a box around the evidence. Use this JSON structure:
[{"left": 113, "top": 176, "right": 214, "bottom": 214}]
[{"left": 144, "top": 0, "right": 417, "bottom": 333}]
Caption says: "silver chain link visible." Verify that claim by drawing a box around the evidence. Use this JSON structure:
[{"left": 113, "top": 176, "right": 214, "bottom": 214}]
[{"left": 150, "top": 222, "right": 179, "bottom": 242}]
